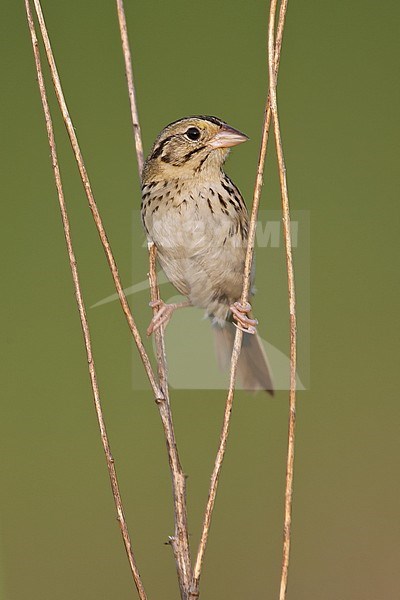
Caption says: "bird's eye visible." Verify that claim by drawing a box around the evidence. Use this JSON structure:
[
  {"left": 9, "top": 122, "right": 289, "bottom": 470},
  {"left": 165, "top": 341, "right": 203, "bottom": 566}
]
[{"left": 185, "top": 127, "right": 201, "bottom": 141}]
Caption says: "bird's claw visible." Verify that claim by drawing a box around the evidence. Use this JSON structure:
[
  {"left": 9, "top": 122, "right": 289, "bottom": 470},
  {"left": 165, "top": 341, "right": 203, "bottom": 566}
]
[
  {"left": 147, "top": 299, "right": 190, "bottom": 336},
  {"left": 147, "top": 300, "right": 175, "bottom": 336},
  {"left": 230, "top": 301, "right": 258, "bottom": 335}
]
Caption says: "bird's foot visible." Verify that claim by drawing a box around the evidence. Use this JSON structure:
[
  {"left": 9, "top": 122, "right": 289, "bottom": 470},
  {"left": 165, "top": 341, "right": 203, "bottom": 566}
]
[
  {"left": 230, "top": 301, "right": 258, "bottom": 335},
  {"left": 147, "top": 299, "right": 190, "bottom": 336}
]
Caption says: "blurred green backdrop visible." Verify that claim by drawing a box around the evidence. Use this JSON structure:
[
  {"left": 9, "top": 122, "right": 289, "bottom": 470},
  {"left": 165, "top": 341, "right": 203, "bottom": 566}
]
[{"left": 1, "top": 1, "right": 399, "bottom": 599}]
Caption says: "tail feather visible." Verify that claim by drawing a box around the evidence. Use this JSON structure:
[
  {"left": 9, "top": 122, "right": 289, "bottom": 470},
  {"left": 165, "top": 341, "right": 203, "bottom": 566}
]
[{"left": 213, "top": 322, "right": 274, "bottom": 395}]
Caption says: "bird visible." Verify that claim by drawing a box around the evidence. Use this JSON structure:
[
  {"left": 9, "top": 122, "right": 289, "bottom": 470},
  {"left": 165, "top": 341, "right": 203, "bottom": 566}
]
[{"left": 141, "top": 115, "right": 273, "bottom": 394}]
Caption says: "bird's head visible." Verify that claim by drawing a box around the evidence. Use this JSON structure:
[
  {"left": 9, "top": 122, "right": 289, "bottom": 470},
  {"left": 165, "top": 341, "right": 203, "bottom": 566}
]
[{"left": 142, "top": 116, "right": 248, "bottom": 183}]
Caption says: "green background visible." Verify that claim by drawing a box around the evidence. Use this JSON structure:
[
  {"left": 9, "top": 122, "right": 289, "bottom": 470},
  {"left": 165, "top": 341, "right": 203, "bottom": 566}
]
[{"left": 1, "top": 1, "right": 399, "bottom": 598}]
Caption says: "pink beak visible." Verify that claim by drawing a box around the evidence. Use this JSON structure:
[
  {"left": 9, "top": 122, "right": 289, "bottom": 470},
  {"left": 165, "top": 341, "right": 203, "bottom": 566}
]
[{"left": 207, "top": 124, "right": 249, "bottom": 149}]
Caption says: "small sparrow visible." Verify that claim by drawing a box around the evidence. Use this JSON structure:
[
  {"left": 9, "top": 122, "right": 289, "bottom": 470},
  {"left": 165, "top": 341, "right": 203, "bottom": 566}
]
[{"left": 141, "top": 116, "right": 273, "bottom": 393}]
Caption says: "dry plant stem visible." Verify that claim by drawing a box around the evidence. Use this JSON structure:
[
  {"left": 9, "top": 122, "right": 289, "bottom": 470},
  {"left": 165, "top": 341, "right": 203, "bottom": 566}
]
[
  {"left": 31, "top": 0, "right": 162, "bottom": 402},
  {"left": 268, "top": 2, "right": 297, "bottom": 599},
  {"left": 148, "top": 246, "right": 169, "bottom": 395},
  {"left": 189, "top": 3, "right": 289, "bottom": 597},
  {"left": 24, "top": 3, "right": 147, "bottom": 598},
  {"left": 115, "top": 0, "right": 192, "bottom": 594},
  {"left": 115, "top": 0, "right": 144, "bottom": 176},
  {"left": 148, "top": 245, "right": 192, "bottom": 599},
  {"left": 188, "top": 333, "right": 242, "bottom": 599}
]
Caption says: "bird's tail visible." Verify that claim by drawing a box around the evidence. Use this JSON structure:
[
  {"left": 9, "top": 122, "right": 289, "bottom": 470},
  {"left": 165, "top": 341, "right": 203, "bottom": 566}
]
[{"left": 212, "top": 322, "right": 274, "bottom": 395}]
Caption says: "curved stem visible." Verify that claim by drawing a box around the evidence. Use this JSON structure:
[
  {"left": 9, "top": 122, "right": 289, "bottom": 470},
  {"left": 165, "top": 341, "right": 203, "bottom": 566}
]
[
  {"left": 31, "top": 0, "right": 162, "bottom": 401},
  {"left": 148, "top": 245, "right": 192, "bottom": 598},
  {"left": 115, "top": 2, "right": 192, "bottom": 595},
  {"left": 268, "top": 2, "right": 298, "bottom": 599},
  {"left": 25, "top": 3, "right": 147, "bottom": 598},
  {"left": 189, "top": 2, "right": 289, "bottom": 597},
  {"left": 115, "top": 0, "right": 144, "bottom": 177}
]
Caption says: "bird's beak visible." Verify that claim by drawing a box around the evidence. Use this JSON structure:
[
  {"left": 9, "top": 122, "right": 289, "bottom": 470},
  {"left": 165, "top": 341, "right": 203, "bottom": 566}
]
[{"left": 207, "top": 125, "right": 249, "bottom": 149}]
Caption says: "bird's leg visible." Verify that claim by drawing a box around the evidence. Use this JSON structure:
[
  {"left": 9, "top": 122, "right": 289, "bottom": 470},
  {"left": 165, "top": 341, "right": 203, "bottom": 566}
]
[
  {"left": 147, "top": 299, "right": 191, "bottom": 336},
  {"left": 230, "top": 301, "right": 258, "bottom": 335}
]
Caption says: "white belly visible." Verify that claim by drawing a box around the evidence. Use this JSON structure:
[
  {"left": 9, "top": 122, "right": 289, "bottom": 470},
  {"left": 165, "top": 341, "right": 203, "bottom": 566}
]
[{"left": 147, "top": 190, "right": 247, "bottom": 322}]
